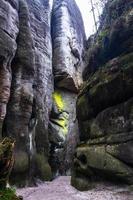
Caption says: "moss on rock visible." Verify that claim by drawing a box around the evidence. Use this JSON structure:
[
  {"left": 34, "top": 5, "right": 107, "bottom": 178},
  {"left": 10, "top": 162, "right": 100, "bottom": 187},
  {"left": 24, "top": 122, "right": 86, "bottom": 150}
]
[
  {"left": 34, "top": 153, "right": 52, "bottom": 181},
  {"left": 13, "top": 151, "right": 29, "bottom": 173},
  {"left": 0, "top": 138, "right": 15, "bottom": 188},
  {"left": 0, "top": 188, "right": 21, "bottom": 200},
  {"left": 10, "top": 151, "right": 29, "bottom": 187},
  {"left": 77, "top": 94, "right": 92, "bottom": 121},
  {"left": 73, "top": 145, "right": 133, "bottom": 186},
  {"left": 78, "top": 53, "right": 133, "bottom": 121},
  {"left": 71, "top": 174, "right": 93, "bottom": 191}
]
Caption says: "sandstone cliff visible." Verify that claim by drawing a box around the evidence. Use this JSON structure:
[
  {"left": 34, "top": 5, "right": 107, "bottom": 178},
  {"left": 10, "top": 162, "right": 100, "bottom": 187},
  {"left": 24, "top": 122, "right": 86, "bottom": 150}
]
[
  {"left": 1, "top": 0, "right": 133, "bottom": 191},
  {"left": 71, "top": 0, "right": 133, "bottom": 191},
  {"left": 49, "top": 0, "right": 85, "bottom": 176},
  {"left": 0, "top": 0, "right": 85, "bottom": 186}
]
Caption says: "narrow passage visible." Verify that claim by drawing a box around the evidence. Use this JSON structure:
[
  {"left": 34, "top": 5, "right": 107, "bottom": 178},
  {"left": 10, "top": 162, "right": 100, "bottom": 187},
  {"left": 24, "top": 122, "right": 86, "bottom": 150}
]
[{"left": 17, "top": 176, "right": 133, "bottom": 200}]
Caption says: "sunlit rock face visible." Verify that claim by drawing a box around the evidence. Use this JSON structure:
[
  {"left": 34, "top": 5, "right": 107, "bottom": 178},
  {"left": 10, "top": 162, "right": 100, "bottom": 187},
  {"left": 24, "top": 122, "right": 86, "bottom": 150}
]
[
  {"left": 52, "top": 0, "right": 86, "bottom": 93},
  {"left": 0, "top": 0, "right": 85, "bottom": 185},
  {"left": 72, "top": 0, "right": 133, "bottom": 191}
]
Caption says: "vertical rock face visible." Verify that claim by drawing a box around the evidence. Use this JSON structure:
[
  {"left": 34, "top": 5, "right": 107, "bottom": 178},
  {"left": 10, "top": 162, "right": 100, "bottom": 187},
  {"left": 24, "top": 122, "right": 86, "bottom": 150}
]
[
  {"left": 26, "top": 0, "right": 54, "bottom": 183},
  {"left": 0, "top": 0, "right": 53, "bottom": 186},
  {"left": 4, "top": 0, "right": 36, "bottom": 185},
  {"left": 2, "top": 0, "right": 54, "bottom": 186},
  {"left": 49, "top": 0, "right": 85, "bottom": 176},
  {"left": 52, "top": 0, "right": 85, "bottom": 92},
  {"left": 49, "top": 90, "right": 79, "bottom": 175},
  {"left": 0, "top": 0, "right": 85, "bottom": 185},
  {"left": 72, "top": 0, "right": 133, "bottom": 191},
  {"left": 0, "top": 0, "right": 19, "bottom": 137}
]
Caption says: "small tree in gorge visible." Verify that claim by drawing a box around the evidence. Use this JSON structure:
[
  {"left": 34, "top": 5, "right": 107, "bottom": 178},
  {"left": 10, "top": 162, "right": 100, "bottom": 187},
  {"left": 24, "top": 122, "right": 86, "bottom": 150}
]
[{"left": 89, "top": 0, "right": 108, "bottom": 32}]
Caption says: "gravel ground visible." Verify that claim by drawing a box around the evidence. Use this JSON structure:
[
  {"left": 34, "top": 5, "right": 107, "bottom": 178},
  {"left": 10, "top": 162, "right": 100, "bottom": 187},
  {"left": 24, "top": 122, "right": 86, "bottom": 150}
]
[{"left": 17, "top": 176, "right": 133, "bottom": 200}]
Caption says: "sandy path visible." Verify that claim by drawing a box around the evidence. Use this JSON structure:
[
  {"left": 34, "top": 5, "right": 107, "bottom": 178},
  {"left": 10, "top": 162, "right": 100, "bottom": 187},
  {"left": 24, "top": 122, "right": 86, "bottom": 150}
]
[{"left": 17, "top": 176, "right": 133, "bottom": 200}]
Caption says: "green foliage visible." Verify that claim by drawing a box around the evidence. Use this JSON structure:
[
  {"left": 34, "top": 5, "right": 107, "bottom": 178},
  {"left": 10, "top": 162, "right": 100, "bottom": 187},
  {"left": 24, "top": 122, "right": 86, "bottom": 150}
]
[
  {"left": 52, "top": 91, "right": 68, "bottom": 136},
  {"left": 97, "top": 28, "right": 109, "bottom": 44},
  {"left": 53, "top": 91, "right": 64, "bottom": 112},
  {"left": 0, "top": 188, "right": 19, "bottom": 200}
]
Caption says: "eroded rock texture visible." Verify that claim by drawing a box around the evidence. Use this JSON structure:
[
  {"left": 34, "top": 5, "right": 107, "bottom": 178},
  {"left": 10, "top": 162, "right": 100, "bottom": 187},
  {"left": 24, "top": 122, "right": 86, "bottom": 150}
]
[
  {"left": 0, "top": 0, "right": 19, "bottom": 138},
  {"left": 49, "top": 90, "right": 79, "bottom": 176},
  {"left": 0, "top": 0, "right": 85, "bottom": 186},
  {"left": 52, "top": 0, "right": 85, "bottom": 92},
  {"left": 49, "top": 0, "right": 85, "bottom": 176},
  {"left": 1, "top": 0, "right": 54, "bottom": 186},
  {"left": 72, "top": 0, "right": 133, "bottom": 191}
]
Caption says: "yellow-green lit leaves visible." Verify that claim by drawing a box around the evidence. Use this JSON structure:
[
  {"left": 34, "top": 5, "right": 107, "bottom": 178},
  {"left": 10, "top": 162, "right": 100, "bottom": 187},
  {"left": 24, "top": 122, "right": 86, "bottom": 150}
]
[
  {"left": 53, "top": 91, "right": 64, "bottom": 112},
  {"left": 52, "top": 91, "right": 69, "bottom": 138}
]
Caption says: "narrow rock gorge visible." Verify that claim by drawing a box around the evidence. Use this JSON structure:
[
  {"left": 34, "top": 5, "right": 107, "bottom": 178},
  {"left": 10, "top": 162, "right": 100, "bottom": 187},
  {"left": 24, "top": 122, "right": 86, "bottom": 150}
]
[
  {"left": 0, "top": 0, "right": 133, "bottom": 197},
  {"left": 0, "top": 0, "right": 85, "bottom": 187}
]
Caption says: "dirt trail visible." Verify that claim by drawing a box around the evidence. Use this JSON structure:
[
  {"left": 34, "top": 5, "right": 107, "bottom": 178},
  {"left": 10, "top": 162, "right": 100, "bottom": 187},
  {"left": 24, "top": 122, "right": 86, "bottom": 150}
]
[{"left": 17, "top": 176, "right": 133, "bottom": 200}]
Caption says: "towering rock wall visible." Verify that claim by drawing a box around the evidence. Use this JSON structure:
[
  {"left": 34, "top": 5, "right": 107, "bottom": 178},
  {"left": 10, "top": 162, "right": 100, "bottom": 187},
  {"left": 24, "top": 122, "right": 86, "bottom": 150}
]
[
  {"left": 0, "top": 0, "right": 85, "bottom": 186},
  {"left": 1, "top": 0, "right": 54, "bottom": 186},
  {"left": 71, "top": 0, "right": 133, "bottom": 191},
  {"left": 52, "top": 0, "right": 85, "bottom": 92},
  {"left": 0, "top": 0, "right": 19, "bottom": 138},
  {"left": 49, "top": 0, "right": 85, "bottom": 176}
]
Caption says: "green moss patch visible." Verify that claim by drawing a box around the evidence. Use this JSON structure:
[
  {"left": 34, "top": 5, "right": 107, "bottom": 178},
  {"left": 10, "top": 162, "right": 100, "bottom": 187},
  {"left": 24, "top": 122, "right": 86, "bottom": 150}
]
[
  {"left": 0, "top": 188, "right": 20, "bottom": 200},
  {"left": 13, "top": 151, "right": 29, "bottom": 173},
  {"left": 53, "top": 91, "right": 64, "bottom": 112},
  {"left": 34, "top": 154, "right": 52, "bottom": 181}
]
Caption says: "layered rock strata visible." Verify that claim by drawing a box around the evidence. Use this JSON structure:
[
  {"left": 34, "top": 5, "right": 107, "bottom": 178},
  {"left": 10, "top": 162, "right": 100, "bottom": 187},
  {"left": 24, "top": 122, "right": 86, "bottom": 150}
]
[{"left": 72, "top": 0, "right": 133, "bottom": 191}]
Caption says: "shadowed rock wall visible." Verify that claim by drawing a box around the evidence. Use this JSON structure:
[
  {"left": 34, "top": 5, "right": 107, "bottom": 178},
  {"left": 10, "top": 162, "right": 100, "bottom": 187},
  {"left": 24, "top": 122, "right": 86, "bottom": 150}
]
[
  {"left": 71, "top": 0, "right": 133, "bottom": 191},
  {"left": 0, "top": 0, "right": 85, "bottom": 186}
]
